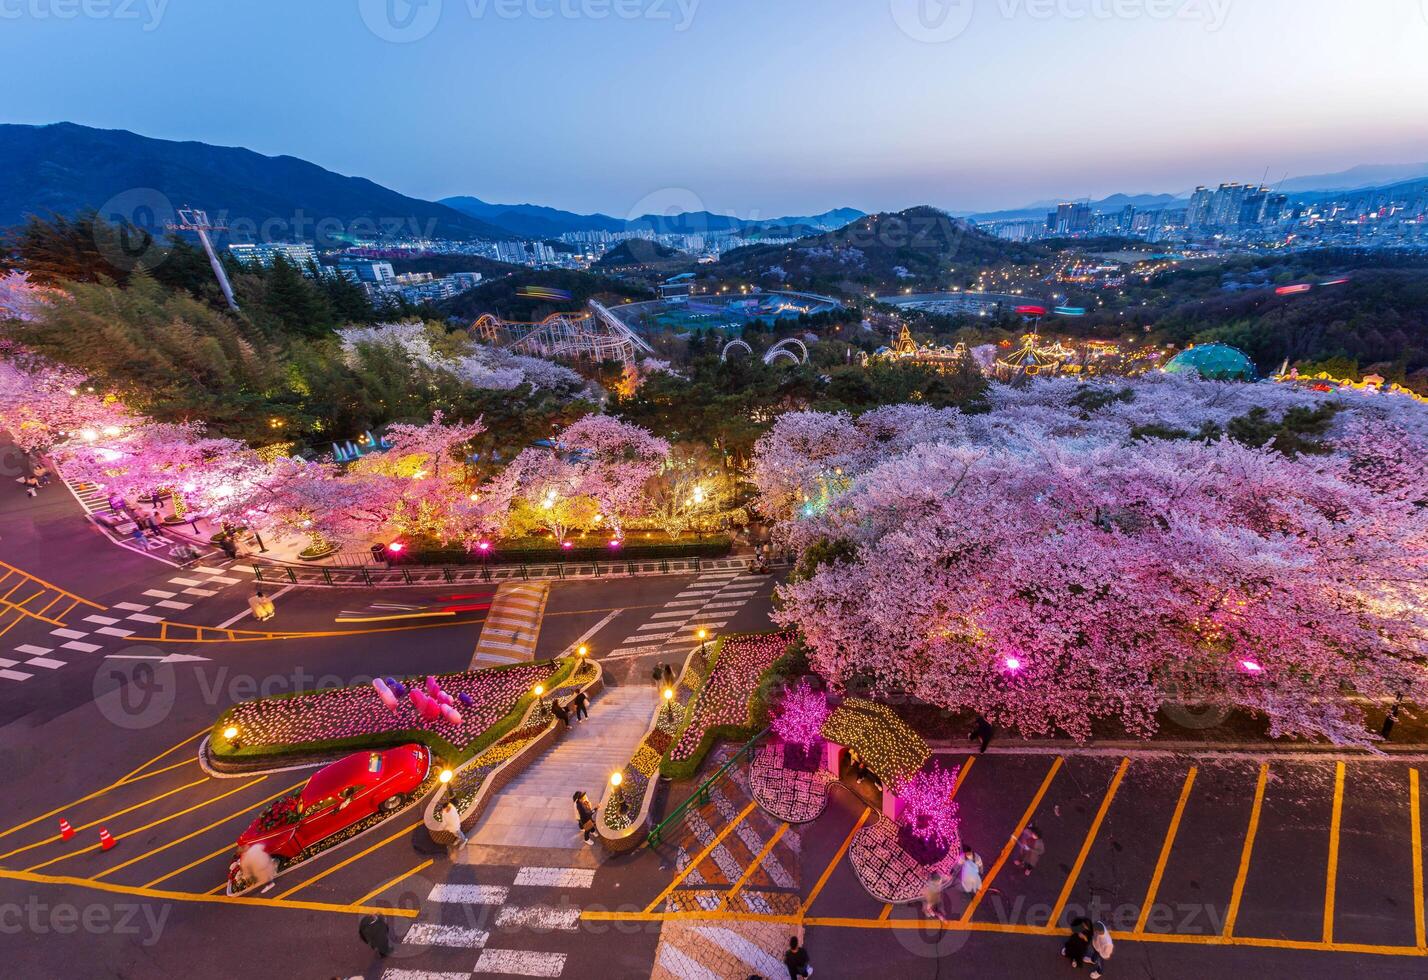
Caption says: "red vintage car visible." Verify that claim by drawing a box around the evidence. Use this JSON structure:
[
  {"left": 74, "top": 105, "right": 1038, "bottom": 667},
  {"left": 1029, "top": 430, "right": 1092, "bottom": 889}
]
[{"left": 235, "top": 743, "right": 430, "bottom": 860}]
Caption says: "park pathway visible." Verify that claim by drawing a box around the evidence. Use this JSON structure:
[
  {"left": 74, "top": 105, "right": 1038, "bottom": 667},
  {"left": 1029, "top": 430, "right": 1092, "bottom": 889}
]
[{"left": 473, "top": 683, "right": 659, "bottom": 848}]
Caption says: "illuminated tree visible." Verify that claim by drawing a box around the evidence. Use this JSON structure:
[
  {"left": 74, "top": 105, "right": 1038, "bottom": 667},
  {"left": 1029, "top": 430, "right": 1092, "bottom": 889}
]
[
  {"left": 771, "top": 678, "right": 829, "bottom": 749},
  {"left": 893, "top": 764, "right": 962, "bottom": 854}
]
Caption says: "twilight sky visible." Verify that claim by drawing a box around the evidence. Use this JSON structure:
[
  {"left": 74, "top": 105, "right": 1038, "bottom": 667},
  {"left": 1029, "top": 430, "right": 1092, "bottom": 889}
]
[{"left": 3, "top": 0, "right": 1427, "bottom": 217}]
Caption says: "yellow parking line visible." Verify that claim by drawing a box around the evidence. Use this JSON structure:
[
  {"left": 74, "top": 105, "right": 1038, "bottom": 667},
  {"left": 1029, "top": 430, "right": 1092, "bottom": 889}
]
[
  {"left": 117, "top": 730, "right": 207, "bottom": 784},
  {"left": 25, "top": 779, "right": 260, "bottom": 872},
  {"left": 1135, "top": 766, "right": 1197, "bottom": 934},
  {"left": 1049, "top": 758, "right": 1129, "bottom": 927},
  {"left": 801, "top": 807, "right": 872, "bottom": 917},
  {"left": 0, "top": 867, "right": 417, "bottom": 918},
  {"left": 92, "top": 780, "right": 300, "bottom": 882},
  {"left": 120, "top": 758, "right": 196, "bottom": 785},
  {"left": 143, "top": 840, "right": 241, "bottom": 890},
  {"left": 644, "top": 801, "right": 759, "bottom": 914},
  {"left": 878, "top": 903, "right": 893, "bottom": 920},
  {"left": 0, "top": 778, "right": 210, "bottom": 861},
  {"left": 1324, "top": 761, "right": 1345, "bottom": 944},
  {"left": 962, "top": 756, "right": 1064, "bottom": 922},
  {"left": 1224, "top": 762, "right": 1269, "bottom": 938},
  {"left": 334, "top": 610, "right": 455, "bottom": 623},
  {"left": 352, "top": 858, "right": 434, "bottom": 908},
  {"left": 275, "top": 819, "right": 420, "bottom": 900},
  {"left": 1411, "top": 768, "right": 1425, "bottom": 949}
]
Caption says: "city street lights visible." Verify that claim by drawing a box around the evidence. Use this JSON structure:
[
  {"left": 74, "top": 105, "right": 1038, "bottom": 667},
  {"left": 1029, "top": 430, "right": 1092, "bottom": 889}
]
[
  {"left": 697, "top": 628, "right": 708, "bottom": 655},
  {"left": 577, "top": 644, "right": 589, "bottom": 660},
  {"left": 610, "top": 771, "right": 625, "bottom": 814},
  {"left": 439, "top": 767, "right": 454, "bottom": 804},
  {"left": 661, "top": 686, "right": 674, "bottom": 722}
]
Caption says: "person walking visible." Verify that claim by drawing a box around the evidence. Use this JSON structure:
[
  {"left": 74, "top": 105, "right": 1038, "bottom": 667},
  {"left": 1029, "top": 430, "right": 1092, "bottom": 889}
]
[
  {"left": 921, "top": 872, "right": 948, "bottom": 921},
  {"left": 218, "top": 534, "right": 239, "bottom": 561},
  {"left": 572, "top": 689, "right": 589, "bottom": 721},
  {"left": 652, "top": 662, "right": 664, "bottom": 688},
  {"left": 438, "top": 800, "right": 468, "bottom": 850},
  {"left": 358, "top": 913, "right": 393, "bottom": 957},
  {"left": 1061, "top": 917, "right": 1092, "bottom": 970},
  {"left": 574, "top": 791, "right": 596, "bottom": 845},
  {"left": 662, "top": 663, "right": 676, "bottom": 689},
  {"left": 1014, "top": 825, "right": 1045, "bottom": 876},
  {"left": 968, "top": 714, "right": 993, "bottom": 754},
  {"left": 248, "top": 589, "right": 274, "bottom": 622},
  {"left": 1084, "top": 920, "right": 1113, "bottom": 978},
  {"left": 956, "top": 848, "right": 986, "bottom": 897},
  {"left": 551, "top": 700, "right": 571, "bottom": 728},
  {"left": 783, "top": 936, "right": 811, "bottom": 978}
]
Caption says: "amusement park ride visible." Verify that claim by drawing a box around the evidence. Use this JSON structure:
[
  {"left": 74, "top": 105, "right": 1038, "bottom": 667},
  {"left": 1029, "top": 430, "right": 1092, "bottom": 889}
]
[{"left": 472, "top": 300, "right": 654, "bottom": 371}]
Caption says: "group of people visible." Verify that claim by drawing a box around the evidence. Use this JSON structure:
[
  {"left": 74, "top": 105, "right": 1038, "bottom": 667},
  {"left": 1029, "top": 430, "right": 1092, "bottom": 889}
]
[
  {"left": 550, "top": 689, "right": 590, "bottom": 728},
  {"left": 651, "top": 661, "right": 677, "bottom": 689},
  {"left": 17, "top": 461, "right": 50, "bottom": 497},
  {"left": 1062, "top": 916, "right": 1115, "bottom": 977}
]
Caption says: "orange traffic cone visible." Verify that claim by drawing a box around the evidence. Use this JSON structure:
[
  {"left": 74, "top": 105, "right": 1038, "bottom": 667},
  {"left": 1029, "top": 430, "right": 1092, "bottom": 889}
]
[
  {"left": 58, "top": 818, "right": 74, "bottom": 841},
  {"left": 98, "top": 827, "right": 116, "bottom": 851}
]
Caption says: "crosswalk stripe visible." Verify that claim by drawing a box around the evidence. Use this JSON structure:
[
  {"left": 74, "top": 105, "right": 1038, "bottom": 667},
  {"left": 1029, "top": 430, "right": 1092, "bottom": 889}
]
[
  {"left": 0, "top": 669, "right": 33, "bottom": 681},
  {"left": 113, "top": 602, "right": 149, "bottom": 612},
  {"left": 127, "top": 613, "right": 163, "bottom": 623},
  {"left": 169, "top": 577, "right": 203, "bottom": 586},
  {"left": 15, "top": 645, "right": 51, "bottom": 656},
  {"left": 401, "top": 924, "right": 489, "bottom": 948},
  {"left": 514, "top": 867, "right": 595, "bottom": 889},
  {"left": 493, "top": 905, "right": 580, "bottom": 931},
  {"left": 25, "top": 657, "right": 65, "bottom": 669},
  {"left": 83, "top": 615, "right": 120, "bottom": 625},
  {"left": 143, "top": 590, "right": 176, "bottom": 599},
  {"left": 156, "top": 600, "right": 191, "bottom": 610},
  {"left": 382, "top": 971, "right": 469, "bottom": 980},
  {"left": 50, "top": 628, "right": 87, "bottom": 640},
  {"left": 182, "top": 587, "right": 218, "bottom": 597},
  {"left": 428, "top": 883, "right": 509, "bottom": 904},
  {"left": 62, "top": 641, "right": 103, "bottom": 653},
  {"left": 95, "top": 627, "right": 134, "bottom": 637},
  {"left": 473, "top": 950, "right": 566, "bottom": 977}
]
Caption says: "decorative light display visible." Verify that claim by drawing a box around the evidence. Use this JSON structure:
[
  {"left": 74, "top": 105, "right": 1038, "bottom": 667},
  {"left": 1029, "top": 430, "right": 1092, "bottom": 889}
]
[
  {"left": 892, "top": 764, "right": 963, "bottom": 852},
  {"left": 820, "top": 699, "right": 930, "bottom": 785},
  {"left": 771, "top": 678, "right": 829, "bottom": 749},
  {"left": 669, "top": 633, "right": 795, "bottom": 762}
]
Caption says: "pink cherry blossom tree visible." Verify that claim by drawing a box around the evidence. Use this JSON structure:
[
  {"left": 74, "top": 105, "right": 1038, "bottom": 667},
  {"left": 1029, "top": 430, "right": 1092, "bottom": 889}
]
[{"left": 772, "top": 677, "right": 830, "bottom": 748}]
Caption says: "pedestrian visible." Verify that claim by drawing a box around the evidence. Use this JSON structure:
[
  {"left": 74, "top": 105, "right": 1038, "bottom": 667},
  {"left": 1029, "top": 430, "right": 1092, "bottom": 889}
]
[
  {"left": 1014, "top": 824, "right": 1045, "bottom": 876},
  {"left": 572, "top": 689, "right": 589, "bottom": 721},
  {"left": 130, "top": 525, "right": 147, "bottom": 546},
  {"left": 1061, "top": 917, "right": 1092, "bottom": 970},
  {"left": 438, "top": 800, "right": 468, "bottom": 849},
  {"left": 551, "top": 700, "right": 571, "bottom": 728},
  {"left": 662, "top": 663, "right": 676, "bottom": 688},
  {"left": 248, "top": 589, "right": 270, "bottom": 622},
  {"left": 782, "top": 936, "right": 811, "bottom": 978},
  {"left": 358, "top": 913, "right": 393, "bottom": 957},
  {"left": 238, "top": 842, "right": 277, "bottom": 894},
  {"left": 956, "top": 848, "right": 985, "bottom": 897},
  {"left": 922, "top": 872, "right": 948, "bottom": 921},
  {"left": 574, "top": 790, "right": 596, "bottom": 845},
  {"left": 652, "top": 662, "right": 664, "bottom": 688},
  {"left": 219, "top": 534, "right": 239, "bottom": 561},
  {"left": 968, "top": 714, "right": 993, "bottom": 754},
  {"left": 1084, "top": 920, "right": 1113, "bottom": 978}
]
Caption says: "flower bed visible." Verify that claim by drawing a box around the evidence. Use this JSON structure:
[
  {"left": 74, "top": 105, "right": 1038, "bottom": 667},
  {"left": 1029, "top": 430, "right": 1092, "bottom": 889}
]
[
  {"left": 661, "top": 632, "right": 796, "bottom": 778},
  {"left": 210, "top": 659, "right": 575, "bottom": 769},
  {"left": 849, "top": 815, "right": 961, "bottom": 904},
  {"left": 749, "top": 739, "right": 834, "bottom": 824}
]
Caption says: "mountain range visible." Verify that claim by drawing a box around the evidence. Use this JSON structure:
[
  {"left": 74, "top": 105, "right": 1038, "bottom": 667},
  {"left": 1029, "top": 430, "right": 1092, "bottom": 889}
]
[{"left": 440, "top": 196, "right": 864, "bottom": 240}]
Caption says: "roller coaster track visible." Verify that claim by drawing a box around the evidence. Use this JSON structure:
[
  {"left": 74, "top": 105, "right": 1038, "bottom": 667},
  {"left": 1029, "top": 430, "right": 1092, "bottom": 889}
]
[{"left": 473, "top": 300, "right": 654, "bottom": 370}]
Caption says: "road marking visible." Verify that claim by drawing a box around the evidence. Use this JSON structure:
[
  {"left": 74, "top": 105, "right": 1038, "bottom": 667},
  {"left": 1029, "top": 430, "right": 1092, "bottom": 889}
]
[
  {"left": 182, "top": 588, "right": 218, "bottom": 597},
  {"left": 25, "top": 657, "right": 65, "bottom": 669},
  {"left": 402, "top": 923, "right": 488, "bottom": 948},
  {"left": 494, "top": 904, "right": 581, "bottom": 930},
  {"left": 1412, "top": 768, "right": 1425, "bottom": 950},
  {"left": 381, "top": 971, "right": 468, "bottom": 980},
  {"left": 276, "top": 819, "right": 420, "bottom": 899},
  {"left": 514, "top": 866, "right": 595, "bottom": 889},
  {"left": 216, "top": 584, "right": 295, "bottom": 629},
  {"left": 49, "top": 628, "right": 87, "bottom": 640},
  {"left": 644, "top": 801, "right": 758, "bottom": 913},
  {"left": 126, "top": 613, "right": 163, "bottom": 623},
  {"left": 0, "top": 867, "right": 417, "bottom": 918},
  {"left": 428, "top": 883, "right": 509, "bottom": 904},
  {"left": 1049, "top": 757, "right": 1129, "bottom": 927},
  {"left": 962, "top": 756, "right": 1064, "bottom": 922},
  {"left": 169, "top": 578, "right": 203, "bottom": 586},
  {"left": 14, "top": 644, "right": 51, "bottom": 656},
  {"left": 113, "top": 602, "right": 149, "bottom": 612},
  {"left": 720, "top": 823, "right": 788, "bottom": 911},
  {"left": 0, "top": 777, "right": 212, "bottom": 861},
  {"left": 61, "top": 641, "right": 103, "bottom": 653},
  {"left": 1224, "top": 762, "right": 1270, "bottom": 938},
  {"left": 802, "top": 807, "right": 872, "bottom": 916},
  {"left": 351, "top": 858, "right": 434, "bottom": 908},
  {"left": 156, "top": 600, "right": 191, "bottom": 610},
  {"left": 95, "top": 627, "right": 134, "bottom": 638},
  {"left": 83, "top": 615, "right": 120, "bottom": 625},
  {"left": 473, "top": 949, "right": 566, "bottom": 976},
  {"left": 143, "top": 590, "right": 176, "bottom": 599},
  {"left": 1135, "top": 766, "right": 1197, "bottom": 934},
  {"left": 0, "top": 668, "right": 32, "bottom": 681},
  {"left": 1324, "top": 761, "right": 1345, "bottom": 944}
]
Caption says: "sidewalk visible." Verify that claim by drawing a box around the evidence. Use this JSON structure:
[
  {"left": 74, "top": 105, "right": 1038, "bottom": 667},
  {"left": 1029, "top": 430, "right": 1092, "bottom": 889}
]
[{"left": 472, "top": 684, "right": 660, "bottom": 848}]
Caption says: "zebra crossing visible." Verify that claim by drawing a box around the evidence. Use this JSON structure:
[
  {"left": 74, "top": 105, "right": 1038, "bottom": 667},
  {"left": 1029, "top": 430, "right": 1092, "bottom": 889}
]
[
  {"left": 470, "top": 582, "right": 549, "bottom": 667},
  {"left": 383, "top": 865, "right": 593, "bottom": 978},
  {"left": 1, "top": 565, "right": 250, "bottom": 683},
  {"left": 602, "top": 571, "right": 771, "bottom": 663}
]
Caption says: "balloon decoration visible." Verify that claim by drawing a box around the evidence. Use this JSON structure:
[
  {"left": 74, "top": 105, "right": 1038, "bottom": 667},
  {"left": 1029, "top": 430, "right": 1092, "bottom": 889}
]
[
  {"left": 440, "top": 704, "right": 463, "bottom": 726},
  {"left": 372, "top": 678, "right": 400, "bottom": 713},
  {"left": 458, "top": 693, "right": 474, "bottom": 707}
]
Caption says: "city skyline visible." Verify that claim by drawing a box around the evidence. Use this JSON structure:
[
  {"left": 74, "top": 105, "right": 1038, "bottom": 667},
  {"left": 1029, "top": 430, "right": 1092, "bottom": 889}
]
[{"left": 3, "top": 0, "right": 1427, "bottom": 216}]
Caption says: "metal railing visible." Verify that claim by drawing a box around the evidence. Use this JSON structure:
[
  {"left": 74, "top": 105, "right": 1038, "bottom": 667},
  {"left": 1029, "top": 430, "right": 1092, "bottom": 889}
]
[
  {"left": 648, "top": 727, "right": 769, "bottom": 847},
  {"left": 253, "top": 556, "right": 789, "bottom": 589}
]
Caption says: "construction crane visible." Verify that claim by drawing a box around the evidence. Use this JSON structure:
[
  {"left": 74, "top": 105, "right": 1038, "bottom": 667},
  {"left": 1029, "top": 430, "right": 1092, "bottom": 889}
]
[{"left": 167, "top": 207, "right": 239, "bottom": 311}]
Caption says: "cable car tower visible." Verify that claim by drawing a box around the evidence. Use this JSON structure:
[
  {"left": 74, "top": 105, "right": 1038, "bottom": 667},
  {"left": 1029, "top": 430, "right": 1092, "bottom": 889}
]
[{"left": 167, "top": 207, "right": 239, "bottom": 311}]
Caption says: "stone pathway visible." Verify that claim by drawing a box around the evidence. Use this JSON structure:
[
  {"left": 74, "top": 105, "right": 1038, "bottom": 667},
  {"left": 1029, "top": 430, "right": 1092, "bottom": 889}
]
[{"left": 472, "top": 683, "right": 659, "bottom": 848}]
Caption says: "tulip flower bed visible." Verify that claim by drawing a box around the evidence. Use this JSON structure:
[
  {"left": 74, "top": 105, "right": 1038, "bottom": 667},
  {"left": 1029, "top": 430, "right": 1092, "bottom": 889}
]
[
  {"left": 661, "top": 632, "right": 796, "bottom": 779},
  {"left": 211, "top": 659, "right": 575, "bottom": 767}
]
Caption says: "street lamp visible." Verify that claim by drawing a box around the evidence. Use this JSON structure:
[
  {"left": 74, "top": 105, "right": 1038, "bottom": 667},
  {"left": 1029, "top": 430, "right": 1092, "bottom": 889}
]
[
  {"left": 662, "top": 686, "right": 674, "bottom": 722},
  {"left": 223, "top": 725, "right": 240, "bottom": 750},
  {"left": 610, "top": 771, "right": 625, "bottom": 813},
  {"left": 439, "top": 767, "right": 454, "bottom": 804},
  {"left": 697, "top": 628, "right": 708, "bottom": 654},
  {"left": 577, "top": 644, "right": 589, "bottom": 659}
]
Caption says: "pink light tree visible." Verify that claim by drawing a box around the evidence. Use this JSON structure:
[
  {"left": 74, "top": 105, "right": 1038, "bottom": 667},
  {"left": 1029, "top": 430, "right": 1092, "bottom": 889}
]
[
  {"left": 772, "top": 677, "right": 830, "bottom": 748},
  {"left": 892, "top": 764, "right": 962, "bottom": 855}
]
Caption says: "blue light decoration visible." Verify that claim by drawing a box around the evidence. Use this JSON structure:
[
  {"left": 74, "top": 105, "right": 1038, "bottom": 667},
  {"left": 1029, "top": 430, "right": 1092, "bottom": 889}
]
[
  {"left": 1052, "top": 306, "right": 1086, "bottom": 316},
  {"left": 332, "top": 430, "right": 392, "bottom": 463}
]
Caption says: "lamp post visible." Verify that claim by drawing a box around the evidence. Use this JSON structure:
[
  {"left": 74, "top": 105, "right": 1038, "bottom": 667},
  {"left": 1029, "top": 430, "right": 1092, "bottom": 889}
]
[
  {"left": 661, "top": 686, "right": 674, "bottom": 722},
  {"left": 532, "top": 683, "right": 547, "bottom": 722},
  {"left": 697, "top": 628, "right": 708, "bottom": 655},
  {"left": 610, "top": 771, "right": 625, "bottom": 815},
  {"left": 438, "top": 767, "right": 454, "bottom": 805},
  {"left": 223, "top": 725, "right": 241, "bottom": 751}
]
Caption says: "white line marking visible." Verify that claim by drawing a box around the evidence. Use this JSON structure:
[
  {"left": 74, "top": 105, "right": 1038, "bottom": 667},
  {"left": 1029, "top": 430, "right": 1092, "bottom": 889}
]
[
  {"left": 95, "top": 627, "right": 134, "bottom": 637},
  {"left": 381, "top": 971, "right": 469, "bottom": 980},
  {"left": 494, "top": 905, "right": 580, "bottom": 930},
  {"left": 0, "top": 669, "right": 32, "bottom": 681},
  {"left": 25, "top": 657, "right": 65, "bottom": 669},
  {"left": 181, "top": 587, "right": 218, "bottom": 597},
  {"left": 473, "top": 949, "right": 567, "bottom": 977},
  {"left": 427, "top": 883, "right": 509, "bottom": 904},
  {"left": 83, "top": 615, "right": 120, "bottom": 625},
  {"left": 113, "top": 602, "right": 149, "bottom": 612},
  {"left": 156, "top": 600, "right": 191, "bottom": 610},
  {"left": 61, "top": 641, "right": 103, "bottom": 653},
  {"left": 126, "top": 613, "right": 164, "bottom": 623},
  {"left": 513, "top": 867, "right": 595, "bottom": 889},
  {"left": 169, "top": 577, "right": 203, "bottom": 586},
  {"left": 649, "top": 610, "right": 692, "bottom": 620},
  {"left": 401, "top": 924, "right": 488, "bottom": 948},
  {"left": 142, "top": 590, "right": 176, "bottom": 599},
  {"left": 15, "top": 644, "right": 51, "bottom": 656},
  {"left": 50, "top": 628, "right": 87, "bottom": 640}
]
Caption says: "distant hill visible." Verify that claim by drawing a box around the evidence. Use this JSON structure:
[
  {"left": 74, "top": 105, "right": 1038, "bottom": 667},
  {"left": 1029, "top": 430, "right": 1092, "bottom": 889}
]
[
  {"left": 715, "top": 206, "right": 1046, "bottom": 295},
  {"left": 1277, "top": 162, "right": 1428, "bottom": 194},
  {"left": 593, "top": 239, "right": 688, "bottom": 269},
  {"left": 441, "top": 196, "right": 865, "bottom": 238},
  {"left": 437, "top": 268, "right": 652, "bottom": 322},
  {"left": 0, "top": 122, "right": 513, "bottom": 243}
]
